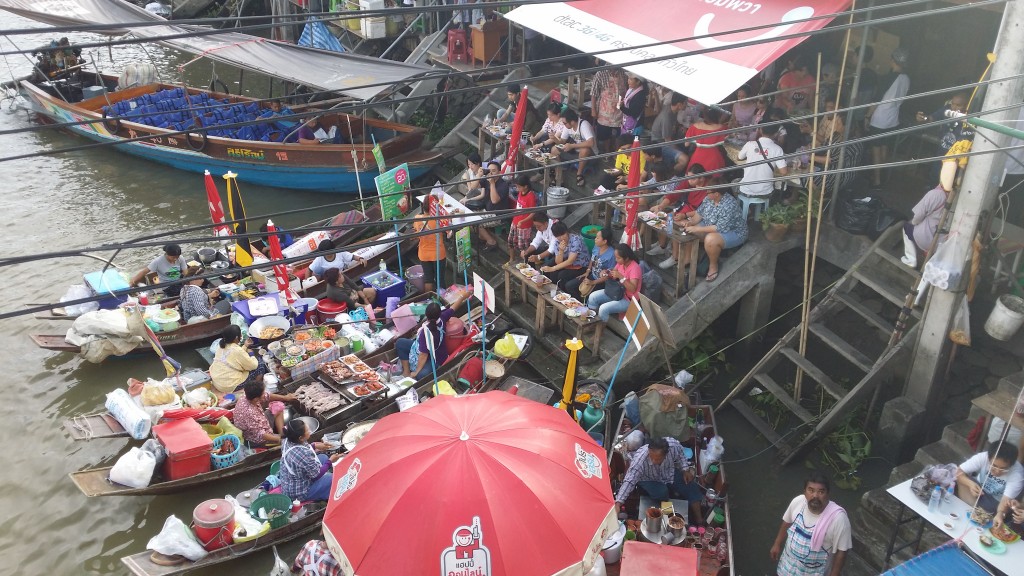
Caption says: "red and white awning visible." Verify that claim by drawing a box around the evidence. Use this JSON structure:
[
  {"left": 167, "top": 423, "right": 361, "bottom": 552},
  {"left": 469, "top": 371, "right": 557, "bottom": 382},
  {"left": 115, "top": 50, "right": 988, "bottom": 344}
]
[{"left": 507, "top": 0, "right": 850, "bottom": 104}]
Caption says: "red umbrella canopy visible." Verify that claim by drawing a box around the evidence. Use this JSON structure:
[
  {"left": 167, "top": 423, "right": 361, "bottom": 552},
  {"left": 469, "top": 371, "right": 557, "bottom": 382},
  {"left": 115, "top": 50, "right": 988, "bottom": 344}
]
[
  {"left": 265, "top": 219, "right": 296, "bottom": 305},
  {"left": 622, "top": 137, "right": 643, "bottom": 249},
  {"left": 203, "top": 170, "right": 230, "bottom": 237},
  {"left": 503, "top": 87, "right": 530, "bottom": 175},
  {"left": 323, "top": 392, "right": 618, "bottom": 576}
]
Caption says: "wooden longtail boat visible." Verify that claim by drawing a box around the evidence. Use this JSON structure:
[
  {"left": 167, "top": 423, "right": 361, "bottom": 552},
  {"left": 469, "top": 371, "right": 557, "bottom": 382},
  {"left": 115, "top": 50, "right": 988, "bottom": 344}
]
[
  {"left": 29, "top": 313, "right": 231, "bottom": 353},
  {"left": 13, "top": 72, "right": 443, "bottom": 193}
]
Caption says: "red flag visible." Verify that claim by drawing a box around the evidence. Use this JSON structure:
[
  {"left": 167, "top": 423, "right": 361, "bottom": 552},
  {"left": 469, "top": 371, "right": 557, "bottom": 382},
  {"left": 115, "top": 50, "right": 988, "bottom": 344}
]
[
  {"left": 204, "top": 170, "right": 230, "bottom": 237},
  {"left": 503, "top": 87, "right": 530, "bottom": 175},
  {"left": 266, "top": 219, "right": 297, "bottom": 305},
  {"left": 622, "top": 137, "right": 643, "bottom": 250}
]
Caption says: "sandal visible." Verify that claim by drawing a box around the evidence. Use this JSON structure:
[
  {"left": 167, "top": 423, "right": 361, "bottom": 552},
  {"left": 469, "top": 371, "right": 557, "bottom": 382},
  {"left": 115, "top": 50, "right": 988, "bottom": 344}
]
[
  {"left": 576, "top": 174, "right": 586, "bottom": 187},
  {"left": 706, "top": 270, "right": 719, "bottom": 282}
]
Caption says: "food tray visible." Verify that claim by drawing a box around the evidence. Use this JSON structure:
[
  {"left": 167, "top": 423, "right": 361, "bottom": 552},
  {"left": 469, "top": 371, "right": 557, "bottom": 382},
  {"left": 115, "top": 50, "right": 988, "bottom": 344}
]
[
  {"left": 340, "top": 380, "right": 388, "bottom": 402},
  {"left": 318, "top": 360, "right": 355, "bottom": 385}
]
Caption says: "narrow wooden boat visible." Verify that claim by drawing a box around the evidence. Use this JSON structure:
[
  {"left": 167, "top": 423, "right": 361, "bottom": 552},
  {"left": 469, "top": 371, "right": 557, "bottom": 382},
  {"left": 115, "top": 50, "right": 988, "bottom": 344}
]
[
  {"left": 121, "top": 502, "right": 327, "bottom": 576},
  {"left": 605, "top": 402, "right": 735, "bottom": 575},
  {"left": 14, "top": 71, "right": 443, "bottom": 193},
  {"left": 29, "top": 313, "right": 231, "bottom": 353}
]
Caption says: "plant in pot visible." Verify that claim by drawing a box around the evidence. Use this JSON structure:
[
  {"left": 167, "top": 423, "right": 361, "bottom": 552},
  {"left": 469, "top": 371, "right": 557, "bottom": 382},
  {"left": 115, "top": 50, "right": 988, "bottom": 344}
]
[{"left": 759, "top": 204, "right": 793, "bottom": 242}]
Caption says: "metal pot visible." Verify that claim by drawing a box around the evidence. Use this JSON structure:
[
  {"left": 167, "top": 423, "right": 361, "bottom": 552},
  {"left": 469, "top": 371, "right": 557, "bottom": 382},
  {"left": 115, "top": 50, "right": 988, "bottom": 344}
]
[
  {"left": 342, "top": 419, "right": 378, "bottom": 451},
  {"left": 198, "top": 247, "right": 219, "bottom": 264}
]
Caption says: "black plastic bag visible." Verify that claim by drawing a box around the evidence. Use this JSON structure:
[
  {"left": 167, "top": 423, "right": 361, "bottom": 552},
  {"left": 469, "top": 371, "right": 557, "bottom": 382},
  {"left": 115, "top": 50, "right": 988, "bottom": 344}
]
[{"left": 838, "top": 196, "right": 884, "bottom": 236}]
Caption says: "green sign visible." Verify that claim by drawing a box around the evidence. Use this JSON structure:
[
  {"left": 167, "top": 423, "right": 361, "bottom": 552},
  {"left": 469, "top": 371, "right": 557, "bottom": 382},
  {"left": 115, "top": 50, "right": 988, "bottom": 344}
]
[
  {"left": 456, "top": 226, "right": 472, "bottom": 273},
  {"left": 374, "top": 163, "right": 411, "bottom": 221},
  {"left": 372, "top": 143, "right": 386, "bottom": 173}
]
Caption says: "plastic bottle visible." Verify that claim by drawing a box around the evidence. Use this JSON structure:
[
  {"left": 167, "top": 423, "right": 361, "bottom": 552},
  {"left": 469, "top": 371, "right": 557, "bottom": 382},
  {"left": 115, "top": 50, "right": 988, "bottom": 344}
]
[
  {"left": 928, "top": 486, "right": 942, "bottom": 514},
  {"left": 667, "top": 214, "right": 674, "bottom": 235},
  {"left": 378, "top": 259, "right": 386, "bottom": 273},
  {"left": 944, "top": 484, "right": 954, "bottom": 506}
]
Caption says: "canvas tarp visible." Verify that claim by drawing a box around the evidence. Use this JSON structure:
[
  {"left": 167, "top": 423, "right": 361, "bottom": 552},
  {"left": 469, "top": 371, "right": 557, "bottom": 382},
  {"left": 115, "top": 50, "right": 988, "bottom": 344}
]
[
  {"left": 506, "top": 0, "right": 851, "bottom": 105},
  {"left": 0, "top": 0, "right": 430, "bottom": 100}
]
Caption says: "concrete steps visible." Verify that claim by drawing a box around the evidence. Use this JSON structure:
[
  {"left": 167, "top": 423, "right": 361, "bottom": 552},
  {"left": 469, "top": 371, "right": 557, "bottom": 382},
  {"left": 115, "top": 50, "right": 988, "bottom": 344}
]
[{"left": 850, "top": 371, "right": 1024, "bottom": 573}]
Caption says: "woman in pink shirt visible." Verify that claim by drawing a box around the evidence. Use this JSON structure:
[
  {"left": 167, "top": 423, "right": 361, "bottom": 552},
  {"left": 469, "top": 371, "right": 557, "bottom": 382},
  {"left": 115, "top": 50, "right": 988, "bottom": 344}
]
[{"left": 586, "top": 244, "right": 642, "bottom": 322}]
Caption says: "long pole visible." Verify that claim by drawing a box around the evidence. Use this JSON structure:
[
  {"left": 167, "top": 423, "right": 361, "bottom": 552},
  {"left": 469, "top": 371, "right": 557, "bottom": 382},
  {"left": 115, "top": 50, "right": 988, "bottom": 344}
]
[
  {"left": 831, "top": 0, "right": 872, "bottom": 223},
  {"left": 794, "top": 53, "right": 824, "bottom": 402},
  {"left": 347, "top": 115, "right": 366, "bottom": 219},
  {"left": 904, "top": 0, "right": 1024, "bottom": 413},
  {"left": 602, "top": 309, "right": 643, "bottom": 408}
]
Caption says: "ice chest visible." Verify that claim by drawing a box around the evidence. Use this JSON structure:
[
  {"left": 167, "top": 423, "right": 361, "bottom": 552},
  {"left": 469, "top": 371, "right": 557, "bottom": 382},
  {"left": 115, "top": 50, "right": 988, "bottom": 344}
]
[
  {"left": 360, "top": 270, "right": 406, "bottom": 307},
  {"left": 153, "top": 418, "right": 213, "bottom": 480},
  {"left": 83, "top": 269, "right": 131, "bottom": 309}
]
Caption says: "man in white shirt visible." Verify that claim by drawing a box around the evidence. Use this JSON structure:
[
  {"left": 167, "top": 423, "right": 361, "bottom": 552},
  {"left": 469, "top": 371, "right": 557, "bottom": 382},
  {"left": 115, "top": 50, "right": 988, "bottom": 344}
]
[
  {"left": 521, "top": 212, "right": 559, "bottom": 266},
  {"left": 771, "top": 473, "right": 851, "bottom": 576},
  {"left": 866, "top": 48, "right": 910, "bottom": 187},
  {"left": 737, "top": 123, "right": 789, "bottom": 198},
  {"left": 308, "top": 238, "right": 365, "bottom": 280},
  {"left": 554, "top": 108, "right": 597, "bottom": 187}
]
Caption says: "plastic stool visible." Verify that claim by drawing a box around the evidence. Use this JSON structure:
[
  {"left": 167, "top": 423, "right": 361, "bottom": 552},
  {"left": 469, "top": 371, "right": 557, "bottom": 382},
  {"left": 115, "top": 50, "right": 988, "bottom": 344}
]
[
  {"left": 739, "top": 193, "right": 770, "bottom": 221},
  {"left": 448, "top": 29, "right": 469, "bottom": 64}
]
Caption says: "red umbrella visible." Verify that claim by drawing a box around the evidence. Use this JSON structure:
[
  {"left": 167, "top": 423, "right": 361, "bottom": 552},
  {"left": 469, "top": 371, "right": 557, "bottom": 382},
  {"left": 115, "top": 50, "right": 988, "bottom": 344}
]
[
  {"left": 265, "top": 219, "right": 296, "bottom": 305},
  {"left": 322, "top": 392, "right": 618, "bottom": 576},
  {"left": 502, "top": 87, "right": 530, "bottom": 175},
  {"left": 622, "top": 136, "right": 643, "bottom": 250},
  {"left": 203, "top": 170, "right": 230, "bottom": 237}
]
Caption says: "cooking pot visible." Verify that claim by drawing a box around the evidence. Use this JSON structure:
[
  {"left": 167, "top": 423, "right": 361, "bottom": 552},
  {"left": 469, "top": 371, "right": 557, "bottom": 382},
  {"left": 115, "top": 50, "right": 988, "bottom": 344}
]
[
  {"left": 342, "top": 419, "right": 378, "bottom": 451},
  {"left": 197, "top": 247, "right": 219, "bottom": 265},
  {"left": 209, "top": 260, "right": 230, "bottom": 270}
]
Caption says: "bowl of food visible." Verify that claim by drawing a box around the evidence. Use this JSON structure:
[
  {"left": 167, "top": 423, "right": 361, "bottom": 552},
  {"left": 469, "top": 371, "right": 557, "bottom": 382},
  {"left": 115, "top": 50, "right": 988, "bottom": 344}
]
[
  {"left": 250, "top": 316, "right": 290, "bottom": 344},
  {"left": 970, "top": 507, "right": 995, "bottom": 526}
]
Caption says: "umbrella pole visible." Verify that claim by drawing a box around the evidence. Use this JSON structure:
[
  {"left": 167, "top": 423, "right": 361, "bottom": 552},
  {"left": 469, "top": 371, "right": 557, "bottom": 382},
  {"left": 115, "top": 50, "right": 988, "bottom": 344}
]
[
  {"left": 603, "top": 312, "right": 643, "bottom": 408},
  {"left": 560, "top": 338, "right": 585, "bottom": 421},
  {"left": 346, "top": 115, "right": 366, "bottom": 219},
  {"left": 394, "top": 224, "right": 404, "bottom": 278}
]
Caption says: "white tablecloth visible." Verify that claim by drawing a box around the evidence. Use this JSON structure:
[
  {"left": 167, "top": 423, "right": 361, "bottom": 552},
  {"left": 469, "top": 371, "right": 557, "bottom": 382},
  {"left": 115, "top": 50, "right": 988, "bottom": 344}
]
[
  {"left": 887, "top": 478, "right": 1023, "bottom": 574},
  {"left": 416, "top": 192, "right": 482, "bottom": 225}
]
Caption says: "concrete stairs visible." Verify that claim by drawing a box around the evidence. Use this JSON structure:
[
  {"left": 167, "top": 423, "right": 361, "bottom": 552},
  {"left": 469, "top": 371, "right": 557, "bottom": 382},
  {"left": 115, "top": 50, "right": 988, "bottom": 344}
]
[{"left": 848, "top": 373, "right": 1024, "bottom": 574}]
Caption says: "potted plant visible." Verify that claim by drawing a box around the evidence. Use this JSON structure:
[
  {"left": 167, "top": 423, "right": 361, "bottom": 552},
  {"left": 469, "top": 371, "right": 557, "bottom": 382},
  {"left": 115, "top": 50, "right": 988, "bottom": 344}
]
[{"left": 758, "top": 204, "right": 793, "bottom": 242}]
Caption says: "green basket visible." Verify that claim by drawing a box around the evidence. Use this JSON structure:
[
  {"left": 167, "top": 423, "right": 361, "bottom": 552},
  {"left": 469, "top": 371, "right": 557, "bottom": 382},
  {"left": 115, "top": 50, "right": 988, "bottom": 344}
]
[
  {"left": 581, "top": 225, "right": 602, "bottom": 252},
  {"left": 249, "top": 493, "right": 292, "bottom": 530}
]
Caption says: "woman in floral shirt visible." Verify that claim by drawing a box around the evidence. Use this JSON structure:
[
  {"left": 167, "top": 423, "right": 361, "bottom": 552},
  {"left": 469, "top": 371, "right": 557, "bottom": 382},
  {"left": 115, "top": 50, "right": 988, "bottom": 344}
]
[
  {"left": 232, "top": 380, "right": 295, "bottom": 447},
  {"left": 679, "top": 184, "right": 747, "bottom": 282}
]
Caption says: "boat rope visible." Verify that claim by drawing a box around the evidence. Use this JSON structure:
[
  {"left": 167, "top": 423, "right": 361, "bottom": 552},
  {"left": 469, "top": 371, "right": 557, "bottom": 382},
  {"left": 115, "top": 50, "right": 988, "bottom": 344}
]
[{"left": 69, "top": 415, "right": 95, "bottom": 441}]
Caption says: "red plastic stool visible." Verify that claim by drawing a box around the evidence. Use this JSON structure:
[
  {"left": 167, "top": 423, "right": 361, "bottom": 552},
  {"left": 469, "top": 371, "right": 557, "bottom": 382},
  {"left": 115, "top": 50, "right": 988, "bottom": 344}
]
[
  {"left": 316, "top": 299, "right": 348, "bottom": 323},
  {"left": 448, "top": 29, "right": 468, "bottom": 64}
]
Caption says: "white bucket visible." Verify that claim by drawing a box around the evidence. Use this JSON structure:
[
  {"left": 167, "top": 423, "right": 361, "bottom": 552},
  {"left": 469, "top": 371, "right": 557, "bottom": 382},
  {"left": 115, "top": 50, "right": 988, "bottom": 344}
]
[
  {"left": 984, "top": 294, "right": 1024, "bottom": 341},
  {"left": 600, "top": 522, "right": 626, "bottom": 564}
]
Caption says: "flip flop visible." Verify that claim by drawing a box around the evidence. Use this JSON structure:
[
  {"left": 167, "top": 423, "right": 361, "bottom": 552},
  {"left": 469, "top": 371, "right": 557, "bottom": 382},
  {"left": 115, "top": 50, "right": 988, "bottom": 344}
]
[
  {"left": 576, "top": 174, "right": 586, "bottom": 187},
  {"left": 706, "top": 270, "right": 719, "bottom": 282}
]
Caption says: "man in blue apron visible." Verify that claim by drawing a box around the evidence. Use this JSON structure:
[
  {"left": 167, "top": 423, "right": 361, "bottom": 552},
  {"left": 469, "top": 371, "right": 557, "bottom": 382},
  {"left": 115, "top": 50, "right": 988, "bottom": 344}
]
[{"left": 771, "top": 473, "right": 851, "bottom": 576}]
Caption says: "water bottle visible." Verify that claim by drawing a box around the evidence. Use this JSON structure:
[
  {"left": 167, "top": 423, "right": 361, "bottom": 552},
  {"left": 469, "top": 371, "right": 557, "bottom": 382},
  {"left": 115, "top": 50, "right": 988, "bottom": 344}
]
[
  {"left": 667, "top": 214, "right": 674, "bottom": 235},
  {"left": 928, "top": 486, "right": 942, "bottom": 514},
  {"left": 944, "top": 484, "right": 954, "bottom": 506},
  {"left": 378, "top": 259, "right": 386, "bottom": 273}
]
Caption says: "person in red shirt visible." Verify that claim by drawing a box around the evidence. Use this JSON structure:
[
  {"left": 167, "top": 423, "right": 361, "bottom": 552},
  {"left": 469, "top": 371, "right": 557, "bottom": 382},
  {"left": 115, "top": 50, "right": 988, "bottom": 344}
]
[
  {"left": 507, "top": 175, "right": 537, "bottom": 257},
  {"left": 647, "top": 164, "right": 709, "bottom": 255}
]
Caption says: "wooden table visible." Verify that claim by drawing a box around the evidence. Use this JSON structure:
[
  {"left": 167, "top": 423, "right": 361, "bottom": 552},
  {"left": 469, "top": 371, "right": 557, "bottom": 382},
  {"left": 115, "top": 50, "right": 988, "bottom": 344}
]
[
  {"left": 540, "top": 290, "right": 602, "bottom": 356},
  {"left": 478, "top": 123, "right": 509, "bottom": 161},
  {"left": 639, "top": 213, "right": 702, "bottom": 297},
  {"left": 971, "top": 388, "right": 1024, "bottom": 443},
  {"left": 523, "top": 149, "right": 563, "bottom": 193},
  {"left": 502, "top": 262, "right": 560, "bottom": 337}
]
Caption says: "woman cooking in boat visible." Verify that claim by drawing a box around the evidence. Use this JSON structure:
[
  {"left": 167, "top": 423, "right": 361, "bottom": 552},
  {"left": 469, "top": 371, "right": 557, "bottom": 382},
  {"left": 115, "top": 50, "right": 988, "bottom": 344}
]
[
  {"left": 279, "top": 419, "right": 342, "bottom": 502},
  {"left": 395, "top": 302, "right": 455, "bottom": 380},
  {"left": 233, "top": 379, "right": 296, "bottom": 447},
  {"left": 210, "top": 325, "right": 269, "bottom": 393}
]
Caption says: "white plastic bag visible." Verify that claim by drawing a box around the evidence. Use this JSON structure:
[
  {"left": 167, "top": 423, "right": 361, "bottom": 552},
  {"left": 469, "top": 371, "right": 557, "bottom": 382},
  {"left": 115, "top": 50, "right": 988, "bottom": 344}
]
[
  {"left": 699, "top": 436, "right": 724, "bottom": 474},
  {"left": 105, "top": 388, "right": 152, "bottom": 440},
  {"left": 949, "top": 297, "right": 971, "bottom": 346},
  {"left": 109, "top": 447, "right": 157, "bottom": 488},
  {"left": 922, "top": 233, "right": 967, "bottom": 291},
  {"left": 674, "top": 369, "right": 694, "bottom": 389},
  {"left": 183, "top": 388, "right": 217, "bottom": 409},
  {"left": 146, "top": 515, "right": 208, "bottom": 561},
  {"left": 60, "top": 284, "right": 99, "bottom": 317},
  {"left": 396, "top": 387, "right": 420, "bottom": 411}
]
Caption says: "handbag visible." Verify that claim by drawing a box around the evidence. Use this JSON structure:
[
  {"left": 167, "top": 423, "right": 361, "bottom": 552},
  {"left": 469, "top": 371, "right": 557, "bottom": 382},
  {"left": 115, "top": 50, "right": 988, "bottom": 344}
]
[
  {"left": 578, "top": 278, "right": 596, "bottom": 298},
  {"left": 621, "top": 114, "right": 638, "bottom": 133},
  {"left": 603, "top": 278, "right": 626, "bottom": 300}
]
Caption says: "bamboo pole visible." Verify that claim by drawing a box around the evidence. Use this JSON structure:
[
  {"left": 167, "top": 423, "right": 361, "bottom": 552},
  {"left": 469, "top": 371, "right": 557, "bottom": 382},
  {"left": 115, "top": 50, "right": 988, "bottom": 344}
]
[{"left": 793, "top": 54, "right": 822, "bottom": 402}]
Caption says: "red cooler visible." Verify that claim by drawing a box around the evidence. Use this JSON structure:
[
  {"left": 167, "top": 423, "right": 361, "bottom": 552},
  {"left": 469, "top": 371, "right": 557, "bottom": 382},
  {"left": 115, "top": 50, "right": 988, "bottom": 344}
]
[
  {"left": 317, "top": 298, "right": 348, "bottom": 323},
  {"left": 192, "top": 498, "right": 235, "bottom": 551},
  {"left": 444, "top": 316, "right": 469, "bottom": 355},
  {"left": 154, "top": 418, "right": 213, "bottom": 480}
]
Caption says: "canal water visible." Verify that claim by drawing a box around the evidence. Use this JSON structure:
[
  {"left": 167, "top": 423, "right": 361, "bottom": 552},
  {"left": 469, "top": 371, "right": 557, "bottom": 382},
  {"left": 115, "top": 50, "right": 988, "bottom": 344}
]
[{"left": 0, "top": 11, "right": 893, "bottom": 576}]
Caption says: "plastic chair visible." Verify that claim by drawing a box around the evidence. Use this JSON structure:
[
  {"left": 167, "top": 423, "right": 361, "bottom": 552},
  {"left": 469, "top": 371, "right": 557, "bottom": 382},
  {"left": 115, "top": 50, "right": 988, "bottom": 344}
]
[
  {"left": 738, "top": 193, "right": 770, "bottom": 221},
  {"left": 448, "top": 29, "right": 469, "bottom": 64}
]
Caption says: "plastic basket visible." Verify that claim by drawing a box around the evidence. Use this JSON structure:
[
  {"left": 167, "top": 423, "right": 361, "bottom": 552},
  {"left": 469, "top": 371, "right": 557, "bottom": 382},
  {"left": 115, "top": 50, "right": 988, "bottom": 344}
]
[
  {"left": 581, "top": 225, "right": 602, "bottom": 252},
  {"left": 210, "top": 434, "right": 243, "bottom": 469},
  {"left": 249, "top": 493, "right": 293, "bottom": 530},
  {"left": 270, "top": 460, "right": 281, "bottom": 477}
]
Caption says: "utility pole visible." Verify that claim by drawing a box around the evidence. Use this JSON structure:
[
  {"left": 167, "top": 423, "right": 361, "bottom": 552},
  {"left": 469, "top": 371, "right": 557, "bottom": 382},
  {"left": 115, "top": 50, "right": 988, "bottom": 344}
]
[{"left": 904, "top": 1, "right": 1024, "bottom": 414}]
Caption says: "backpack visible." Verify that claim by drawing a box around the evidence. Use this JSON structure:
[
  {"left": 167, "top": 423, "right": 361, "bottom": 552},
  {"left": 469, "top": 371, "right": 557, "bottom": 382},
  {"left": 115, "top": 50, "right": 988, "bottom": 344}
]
[{"left": 638, "top": 260, "right": 662, "bottom": 303}]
